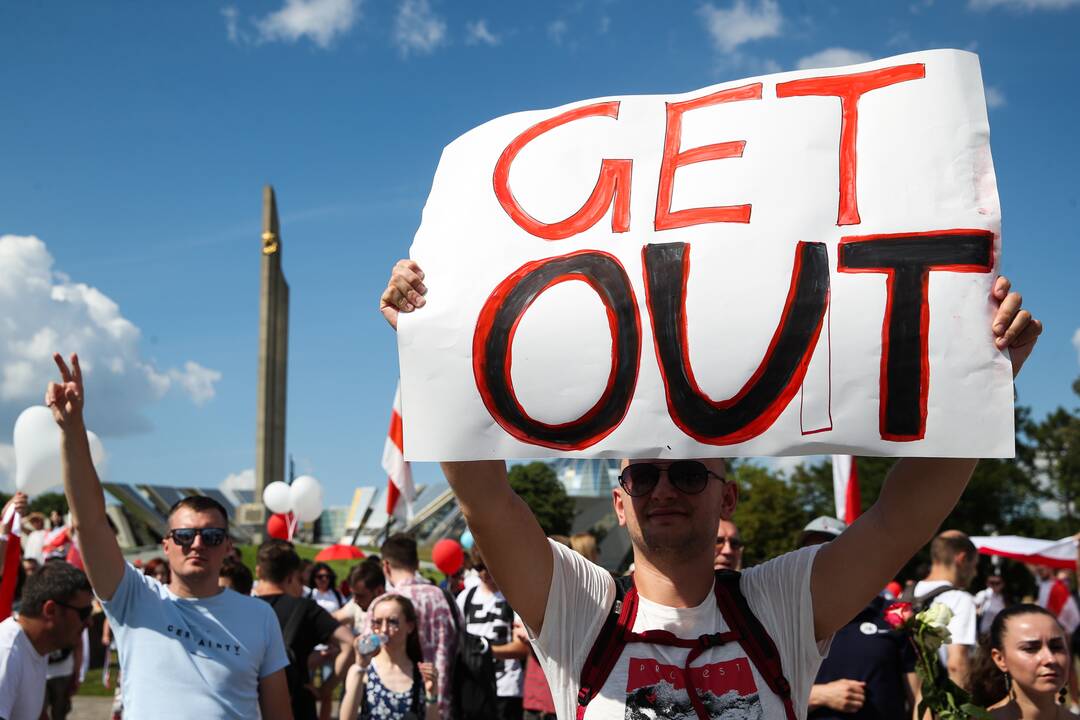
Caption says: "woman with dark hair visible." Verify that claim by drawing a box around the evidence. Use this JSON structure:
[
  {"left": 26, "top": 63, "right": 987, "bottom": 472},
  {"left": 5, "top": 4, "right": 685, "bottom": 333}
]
[
  {"left": 971, "top": 603, "right": 1079, "bottom": 718},
  {"left": 306, "top": 562, "right": 345, "bottom": 720},
  {"left": 339, "top": 594, "right": 438, "bottom": 720},
  {"left": 307, "top": 562, "right": 344, "bottom": 613}
]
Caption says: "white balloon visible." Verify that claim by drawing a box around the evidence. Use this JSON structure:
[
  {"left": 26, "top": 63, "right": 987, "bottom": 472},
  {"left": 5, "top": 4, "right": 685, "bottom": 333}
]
[
  {"left": 87, "top": 431, "right": 107, "bottom": 481},
  {"left": 289, "top": 475, "right": 323, "bottom": 522},
  {"left": 14, "top": 406, "right": 106, "bottom": 496},
  {"left": 263, "top": 481, "right": 293, "bottom": 514}
]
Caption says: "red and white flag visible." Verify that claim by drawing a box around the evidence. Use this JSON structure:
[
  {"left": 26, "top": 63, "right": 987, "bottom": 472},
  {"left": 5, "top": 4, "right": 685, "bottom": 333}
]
[
  {"left": 383, "top": 384, "right": 416, "bottom": 522},
  {"left": 831, "top": 455, "right": 861, "bottom": 524}
]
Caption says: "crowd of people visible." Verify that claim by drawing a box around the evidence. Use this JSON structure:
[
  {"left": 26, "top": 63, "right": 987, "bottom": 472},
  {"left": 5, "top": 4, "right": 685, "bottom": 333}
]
[{"left": 0, "top": 262, "right": 1056, "bottom": 720}]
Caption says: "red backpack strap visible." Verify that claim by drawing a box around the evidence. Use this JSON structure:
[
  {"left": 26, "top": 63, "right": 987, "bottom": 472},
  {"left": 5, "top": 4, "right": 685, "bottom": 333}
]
[
  {"left": 713, "top": 570, "right": 798, "bottom": 720},
  {"left": 576, "top": 574, "right": 638, "bottom": 719}
]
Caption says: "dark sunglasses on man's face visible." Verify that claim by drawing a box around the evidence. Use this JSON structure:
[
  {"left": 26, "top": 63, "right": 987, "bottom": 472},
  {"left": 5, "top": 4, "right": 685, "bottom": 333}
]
[
  {"left": 716, "top": 536, "right": 745, "bottom": 550},
  {"left": 54, "top": 600, "right": 93, "bottom": 622},
  {"left": 167, "top": 528, "right": 228, "bottom": 548},
  {"left": 618, "top": 460, "right": 722, "bottom": 497}
]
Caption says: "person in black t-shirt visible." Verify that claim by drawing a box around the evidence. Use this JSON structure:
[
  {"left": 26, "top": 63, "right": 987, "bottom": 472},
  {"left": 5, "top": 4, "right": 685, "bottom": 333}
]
[
  {"left": 800, "top": 518, "right": 916, "bottom": 720},
  {"left": 254, "top": 540, "right": 355, "bottom": 720}
]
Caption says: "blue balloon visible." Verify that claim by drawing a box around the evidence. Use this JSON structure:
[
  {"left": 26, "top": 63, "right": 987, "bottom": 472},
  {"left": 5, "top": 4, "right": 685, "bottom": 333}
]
[{"left": 460, "top": 529, "right": 475, "bottom": 551}]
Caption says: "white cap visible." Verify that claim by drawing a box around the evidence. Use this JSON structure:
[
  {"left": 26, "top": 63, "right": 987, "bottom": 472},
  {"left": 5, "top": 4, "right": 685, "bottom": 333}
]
[{"left": 801, "top": 516, "right": 848, "bottom": 539}]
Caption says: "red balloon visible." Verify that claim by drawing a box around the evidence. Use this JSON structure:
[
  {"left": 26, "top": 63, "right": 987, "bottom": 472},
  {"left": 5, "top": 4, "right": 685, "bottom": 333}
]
[
  {"left": 267, "top": 512, "right": 291, "bottom": 540},
  {"left": 432, "top": 538, "right": 464, "bottom": 576}
]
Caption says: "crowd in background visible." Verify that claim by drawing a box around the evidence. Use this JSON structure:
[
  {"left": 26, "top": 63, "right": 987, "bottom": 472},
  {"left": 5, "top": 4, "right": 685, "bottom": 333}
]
[
  {"left": 1, "top": 484, "right": 1079, "bottom": 720},
  {"left": 5, "top": 481, "right": 1080, "bottom": 720}
]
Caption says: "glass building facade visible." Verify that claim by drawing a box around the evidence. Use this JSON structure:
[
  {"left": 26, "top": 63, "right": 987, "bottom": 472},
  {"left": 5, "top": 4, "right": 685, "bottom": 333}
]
[{"left": 547, "top": 458, "right": 621, "bottom": 497}]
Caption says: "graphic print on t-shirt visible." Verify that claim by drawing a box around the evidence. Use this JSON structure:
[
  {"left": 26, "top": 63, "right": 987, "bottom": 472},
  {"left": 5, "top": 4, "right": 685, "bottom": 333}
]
[
  {"left": 461, "top": 588, "right": 521, "bottom": 694},
  {"left": 624, "top": 656, "right": 761, "bottom": 720}
]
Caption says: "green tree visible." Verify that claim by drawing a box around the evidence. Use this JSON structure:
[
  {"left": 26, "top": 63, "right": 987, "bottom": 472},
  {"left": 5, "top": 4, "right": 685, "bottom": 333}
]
[
  {"left": 0, "top": 491, "right": 68, "bottom": 518},
  {"left": 1027, "top": 378, "right": 1080, "bottom": 524},
  {"left": 28, "top": 492, "right": 68, "bottom": 518},
  {"left": 732, "top": 462, "right": 814, "bottom": 566},
  {"left": 507, "top": 461, "right": 576, "bottom": 536}
]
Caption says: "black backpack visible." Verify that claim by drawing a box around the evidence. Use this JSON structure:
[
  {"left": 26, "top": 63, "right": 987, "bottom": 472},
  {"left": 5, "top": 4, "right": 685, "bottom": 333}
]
[
  {"left": 443, "top": 586, "right": 507, "bottom": 720},
  {"left": 899, "top": 583, "right": 955, "bottom": 612}
]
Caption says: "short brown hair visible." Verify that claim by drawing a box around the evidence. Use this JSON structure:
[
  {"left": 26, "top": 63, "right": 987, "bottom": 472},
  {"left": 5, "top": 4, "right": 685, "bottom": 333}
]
[
  {"left": 167, "top": 496, "right": 229, "bottom": 530},
  {"left": 381, "top": 533, "right": 419, "bottom": 571},
  {"left": 930, "top": 530, "right": 976, "bottom": 566},
  {"left": 257, "top": 539, "right": 300, "bottom": 584}
]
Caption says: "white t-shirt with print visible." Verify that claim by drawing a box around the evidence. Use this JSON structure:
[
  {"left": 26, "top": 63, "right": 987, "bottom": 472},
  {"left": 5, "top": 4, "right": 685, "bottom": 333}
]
[
  {"left": 0, "top": 616, "right": 48, "bottom": 720},
  {"left": 457, "top": 584, "right": 524, "bottom": 698},
  {"left": 530, "top": 541, "right": 829, "bottom": 720},
  {"left": 913, "top": 580, "right": 976, "bottom": 666}
]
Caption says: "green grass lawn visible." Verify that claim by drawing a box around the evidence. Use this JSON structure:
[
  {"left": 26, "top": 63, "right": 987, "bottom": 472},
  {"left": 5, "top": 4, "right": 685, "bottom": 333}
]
[
  {"left": 236, "top": 542, "right": 440, "bottom": 583},
  {"left": 78, "top": 665, "right": 118, "bottom": 697},
  {"left": 236, "top": 543, "right": 379, "bottom": 583}
]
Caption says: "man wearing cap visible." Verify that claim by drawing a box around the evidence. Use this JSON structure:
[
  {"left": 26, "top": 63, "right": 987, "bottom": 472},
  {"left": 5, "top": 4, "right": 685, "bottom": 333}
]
[
  {"left": 801, "top": 518, "right": 916, "bottom": 720},
  {"left": 382, "top": 261, "right": 1041, "bottom": 720}
]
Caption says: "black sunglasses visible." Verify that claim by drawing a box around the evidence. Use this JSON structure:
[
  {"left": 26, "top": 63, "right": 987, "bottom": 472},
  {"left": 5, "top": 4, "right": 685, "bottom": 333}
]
[
  {"left": 716, "top": 536, "right": 745, "bottom": 550},
  {"left": 55, "top": 600, "right": 93, "bottom": 622},
  {"left": 618, "top": 461, "right": 723, "bottom": 497},
  {"left": 167, "top": 528, "right": 228, "bottom": 548}
]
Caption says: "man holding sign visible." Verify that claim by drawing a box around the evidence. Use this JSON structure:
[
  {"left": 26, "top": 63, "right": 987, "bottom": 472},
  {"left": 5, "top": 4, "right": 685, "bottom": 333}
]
[
  {"left": 384, "top": 267, "right": 1037, "bottom": 719},
  {"left": 382, "top": 49, "right": 1042, "bottom": 720}
]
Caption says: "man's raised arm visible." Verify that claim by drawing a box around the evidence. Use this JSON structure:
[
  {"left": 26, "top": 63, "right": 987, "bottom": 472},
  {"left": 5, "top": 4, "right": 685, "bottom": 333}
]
[
  {"left": 380, "top": 260, "right": 554, "bottom": 632},
  {"left": 46, "top": 353, "right": 125, "bottom": 600},
  {"left": 440, "top": 461, "right": 552, "bottom": 632},
  {"left": 810, "top": 277, "right": 1042, "bottom": 642}
]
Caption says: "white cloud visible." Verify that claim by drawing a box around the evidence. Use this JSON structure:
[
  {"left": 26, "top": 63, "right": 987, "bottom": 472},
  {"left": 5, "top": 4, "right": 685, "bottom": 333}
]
[
  {"left": 0, "top": 234, "right": 221, "bottom": 437},
  {"left": 698, "top": 0, "right": 782, "bottom": 54},
  {"left": 465, "top": 19, "right": 500, "bottom": 46},
  {"left": 1072, "top": 327, "right": 1080, "bottom": 365},
  {"left": 222, "top": 6, "right": 242, "bottom": 44},
  {"left": 393, "top": 0, "right": 447, "bottom": 56},
  {"left": 219, "top": 467, "right": 256, "bottom": 505},
  {"left": 254, "top": 0, "right": 361, "bottom": 49},
  {"left": 548, "top": 19, "right": 568, "bottom": 45},
  {"left": 985, "top": 85, "right": 1007, "bottom": 108},
  {"left": 796, "top": 47, "right": 872, "bottom": 70},
  {"left": 969, "top": 0, "right": 1080, "bottom": 9},
  {"left": 168, "top": 362, "right": 222, "bottom": 406}
]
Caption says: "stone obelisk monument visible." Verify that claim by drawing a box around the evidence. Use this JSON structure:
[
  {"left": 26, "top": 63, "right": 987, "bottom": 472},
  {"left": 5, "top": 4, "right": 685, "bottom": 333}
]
[{"left": 254, "top": 185, "right": 289, "bottom": 528}]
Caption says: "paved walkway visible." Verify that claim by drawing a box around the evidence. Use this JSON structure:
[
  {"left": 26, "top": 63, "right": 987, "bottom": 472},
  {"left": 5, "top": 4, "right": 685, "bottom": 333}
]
[{"left": 69, "top": 696, "right": 113, "bottom": 719}]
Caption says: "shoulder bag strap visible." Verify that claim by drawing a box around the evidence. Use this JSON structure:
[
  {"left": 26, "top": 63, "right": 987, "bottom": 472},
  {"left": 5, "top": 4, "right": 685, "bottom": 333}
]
[
  {"left": 713, "top": 570, "right": 797, "bottom": 720},
  {"left": 576, "top": 574, "right": 637, "bottom": 719}
]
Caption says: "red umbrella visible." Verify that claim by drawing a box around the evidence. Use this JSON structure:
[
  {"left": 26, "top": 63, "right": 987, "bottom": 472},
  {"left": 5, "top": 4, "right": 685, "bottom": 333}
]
[{"left": 314, "top": 544, "right": 365, "bottom": 562}]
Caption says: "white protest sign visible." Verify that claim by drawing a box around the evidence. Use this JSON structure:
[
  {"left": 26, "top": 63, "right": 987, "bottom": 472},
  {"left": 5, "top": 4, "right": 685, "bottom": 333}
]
[{"left": 398, "top": 49, "right": 1015, "bottom": 461}]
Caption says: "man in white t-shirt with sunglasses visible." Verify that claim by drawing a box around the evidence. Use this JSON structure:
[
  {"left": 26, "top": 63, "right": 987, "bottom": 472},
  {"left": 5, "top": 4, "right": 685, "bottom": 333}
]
[
  {"left": 45, "top": 353, "right": 293, "bottom": 720},
  {"left": 381, "top": 260, "right": 1041, "bottom": 720}
]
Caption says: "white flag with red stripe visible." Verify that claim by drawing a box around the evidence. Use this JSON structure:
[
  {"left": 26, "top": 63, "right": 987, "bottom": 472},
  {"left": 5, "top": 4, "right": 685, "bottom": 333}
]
[
  {"left": 831, "top": 454, "right": 861, "bottom": 524},
  {"left": 383, "top": 384, "right": 416, "bottom": 522}
]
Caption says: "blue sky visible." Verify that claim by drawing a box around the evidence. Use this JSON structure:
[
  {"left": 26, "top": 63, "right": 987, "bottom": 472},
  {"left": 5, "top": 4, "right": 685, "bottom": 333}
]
[{"left": 0, "top": 0, "right": 1077, "bottom": 506}]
